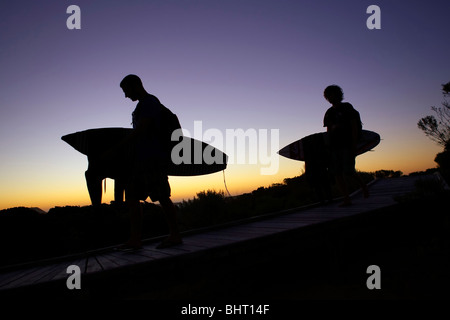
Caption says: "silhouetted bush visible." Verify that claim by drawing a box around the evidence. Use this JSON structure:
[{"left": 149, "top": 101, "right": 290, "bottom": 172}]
[
  {"left": 0, "top": 203, "right": 167, "bottom": 267},
  {"left": 374, "top": 170, "right": 403, "bottom": 178},
  {"left": 435, "top": 141, "right": 450, "bottom": 183}
]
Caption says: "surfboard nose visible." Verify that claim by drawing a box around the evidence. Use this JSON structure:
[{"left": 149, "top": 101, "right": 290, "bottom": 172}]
[
  {"left": 61, "top": 131, "right": 89, "bottom": 155},
  {"left": 61, "top": 133, "right": 76, "bottom": 145},
  {"left": 61, "top": 134, "right": 70, "bottom": 143}
]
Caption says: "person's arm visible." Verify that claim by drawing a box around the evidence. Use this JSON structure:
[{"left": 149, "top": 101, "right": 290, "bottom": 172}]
[
  {"left": 350, "top": 118, "right": 359, "bottom": 155},
  {"left": 101, "top": 117, "right": 153, "bottom": 160},
  {"left": 121, "top": 116, "right": 152, "bottom": 146}
]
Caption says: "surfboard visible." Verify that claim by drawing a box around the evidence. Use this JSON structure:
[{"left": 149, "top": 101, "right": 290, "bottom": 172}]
[
  {"left": 61, "top": 127, "right": 228, "bottom": 176},
  {"left": 278, "top": 129, "right": 380, "bottom": 161}
]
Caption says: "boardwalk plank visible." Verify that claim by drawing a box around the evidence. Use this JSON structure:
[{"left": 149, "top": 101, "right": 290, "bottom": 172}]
[
  {"left": 218, "top": 226, "right": 278, "bottom": 236},
  {"left": 0, "top": 267, "right": 41, "bottom": 289},
  {"left": 208, "top": 229, "right": 268, "bottom": 240},
  {"left": 39, "top": 259, "right": 87, "bottom": 283},
  {"left": 106, "top": 251, "right": 153, "bottom": 265},
  {"left": 1, "top": 264, "right": 61, "bottom": 289},
  {"left": 182, "top": 237, "right": 231, "bottom": 248},
  {"left": 0, "top": 268, "right": 34, "bottom": 288},
  {"left": 85, "top": 257, "right": 104, "bottom": 274},
  {"left": 95, "top": 253, "right": 134, "bottom": 271},
  {"left": 177, "top": 239, "right": 216, "bottom": 250},
  {"left": 188, "top": 233, "right": 240, "bottom": 244},
  {"left": 193, "top": 231, "right": 256, "bottom": 242},
  {"left": 142, "top": 247, "right": 186, "bottom": 258}
]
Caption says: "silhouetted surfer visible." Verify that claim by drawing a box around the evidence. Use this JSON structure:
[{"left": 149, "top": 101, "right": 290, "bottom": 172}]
[
  {"left": 323, "top": 85, "right": 369, "bottom": 206},
  {"left": 110, "top": 74, "right": 182, "bottom": 250}
]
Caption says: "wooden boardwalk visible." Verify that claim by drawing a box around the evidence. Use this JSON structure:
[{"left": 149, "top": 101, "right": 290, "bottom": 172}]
[{"left": 0, "top": 175, "right": 444, "bottom": 298}]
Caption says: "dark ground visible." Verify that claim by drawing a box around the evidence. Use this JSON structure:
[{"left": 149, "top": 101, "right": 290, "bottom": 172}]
[
  {"left": 124, "top": 194, "right": 450, "bottom": 301},
  {"left": 2, "top": 178, "right": 449, "bottom": 305}
]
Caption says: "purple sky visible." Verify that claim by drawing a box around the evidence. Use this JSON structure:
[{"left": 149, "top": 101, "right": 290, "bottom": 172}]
[{"left": 0, "top": 0, "right": 449, "bottom": 210}]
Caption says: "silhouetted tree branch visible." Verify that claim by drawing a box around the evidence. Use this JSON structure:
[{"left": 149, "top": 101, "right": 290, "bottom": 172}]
[{"left": 418, "top": 81, "right": 450, "bottom": 147}]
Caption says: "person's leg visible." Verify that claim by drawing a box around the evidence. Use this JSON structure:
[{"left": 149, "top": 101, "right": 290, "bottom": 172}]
[
  {"left": 148, "top": 171, "right": 182, "bottom": 249},
  {"left": 85, "top": 170, "right": 102, "bottom": 206},
  {"left": 159, "top": 197, "right": 182, "bottom": 245},
  {"left": 332, "top": 149, "right": 352, "bottom": 206},
  {"left": 121, "top": 174, "right": 143, "bottom": 249},
  {"left": 336, "top": 173, "right": 352, "bottom": 206},
  {"left": 114, "top": 178, "right": 126, "bottom": 204},
  {"left": 353, "top": 172, "right": 370, "bottom": 198},
  {"left": 126, "top": 197, "right": 143, "bottom": 248},
  {"left": 343, "top": 149, "right": 369, "bottom": 199}
]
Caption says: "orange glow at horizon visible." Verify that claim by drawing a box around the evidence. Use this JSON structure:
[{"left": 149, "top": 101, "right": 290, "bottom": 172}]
[{"left": 0, "top": 136, "right": 442, "bottom": 212}]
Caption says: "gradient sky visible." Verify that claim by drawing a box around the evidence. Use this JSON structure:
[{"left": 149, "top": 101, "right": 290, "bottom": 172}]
[{"left": 0, "top": 0, "right": 448, "bottom": 211}]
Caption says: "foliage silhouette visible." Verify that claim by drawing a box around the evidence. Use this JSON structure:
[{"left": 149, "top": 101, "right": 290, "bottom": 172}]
[{"left": 417, "top": 81, "right": 450, "bottom": 147}]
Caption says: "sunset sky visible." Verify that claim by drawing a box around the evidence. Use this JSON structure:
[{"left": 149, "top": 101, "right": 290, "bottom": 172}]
[{"left": 0, "top": 0, "right": 448, "bottom": 211}]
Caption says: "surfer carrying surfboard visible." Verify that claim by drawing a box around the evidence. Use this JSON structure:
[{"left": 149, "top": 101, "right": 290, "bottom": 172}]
[
  {"left": 323, "top": 85, "right": 369, "bottom": 206},
  {"left": 109, "top": 74, "right": 183, "bottom": 250}
]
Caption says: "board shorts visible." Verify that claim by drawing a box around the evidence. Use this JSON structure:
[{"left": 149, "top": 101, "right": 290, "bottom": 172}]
[
  {"left": 126, "top": 159, "right": 171, "bottom": 202},
  {"left": 329, "top": 147, "right": 356, "bottom": 175}
]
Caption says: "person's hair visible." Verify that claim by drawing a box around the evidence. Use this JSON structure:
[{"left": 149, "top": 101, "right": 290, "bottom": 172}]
[
  {"left": 324, "top": 85, "right": 344, "bottom": 102},
  {"left": 120, "top": 74, "right": 143, "bottom": 89}
]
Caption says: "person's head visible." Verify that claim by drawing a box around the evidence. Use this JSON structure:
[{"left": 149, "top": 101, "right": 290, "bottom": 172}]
[
  {"left": 120, "top": 74, "right": 146, "bottom": 101},
  {"left": 324, "top": 85, "right": 344, "bottom": 105}
]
